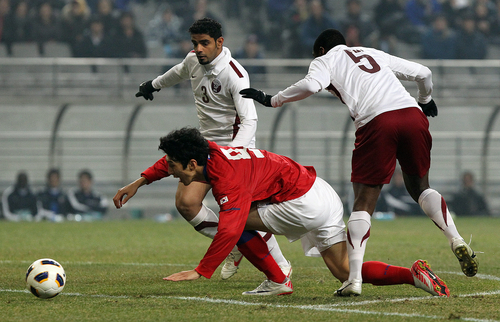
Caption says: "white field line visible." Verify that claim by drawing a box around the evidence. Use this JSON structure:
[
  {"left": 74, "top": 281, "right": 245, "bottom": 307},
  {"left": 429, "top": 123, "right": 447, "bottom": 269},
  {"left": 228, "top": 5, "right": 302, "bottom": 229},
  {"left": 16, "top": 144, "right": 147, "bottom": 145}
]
[{"left": 1, "top": 288, "right": 499, "bottom": 322}]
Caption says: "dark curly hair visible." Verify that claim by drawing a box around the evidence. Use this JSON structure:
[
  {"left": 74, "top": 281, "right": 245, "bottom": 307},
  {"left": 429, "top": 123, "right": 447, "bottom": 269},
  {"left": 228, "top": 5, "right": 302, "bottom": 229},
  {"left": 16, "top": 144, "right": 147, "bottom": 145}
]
[
  {"left": 158, "top": 127, "right": 210, "bottom": 169},
  {"left": 188, "top": 18, "right": 222, "bottom": 40},
  {"left": 313, "top": 29, "right": 346, "bottom": 57}
]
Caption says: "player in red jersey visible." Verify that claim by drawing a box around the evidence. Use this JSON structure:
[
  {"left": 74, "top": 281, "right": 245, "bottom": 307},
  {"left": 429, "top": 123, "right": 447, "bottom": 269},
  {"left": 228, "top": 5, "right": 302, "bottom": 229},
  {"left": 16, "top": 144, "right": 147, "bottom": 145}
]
[
  {"left": 113, "top": 127, "right": 450, "bottom": 297},
  {"left": 240, "top": 29, "right": 478, "bottom": 296}
]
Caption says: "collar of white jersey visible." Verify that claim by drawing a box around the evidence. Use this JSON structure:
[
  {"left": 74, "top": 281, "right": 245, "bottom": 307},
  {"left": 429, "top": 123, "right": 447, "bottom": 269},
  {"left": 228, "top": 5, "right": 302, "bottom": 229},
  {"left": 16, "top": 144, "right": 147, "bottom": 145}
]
[{"left": 202, "top": 47, "right": 231, "bottom": 76}]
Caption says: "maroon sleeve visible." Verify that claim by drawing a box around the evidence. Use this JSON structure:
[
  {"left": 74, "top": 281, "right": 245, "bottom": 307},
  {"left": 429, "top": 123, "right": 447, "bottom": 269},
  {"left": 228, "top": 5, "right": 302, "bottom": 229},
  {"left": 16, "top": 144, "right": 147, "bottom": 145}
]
[{"left": 140, "top": 157, "right": 170, "bottom": 183}]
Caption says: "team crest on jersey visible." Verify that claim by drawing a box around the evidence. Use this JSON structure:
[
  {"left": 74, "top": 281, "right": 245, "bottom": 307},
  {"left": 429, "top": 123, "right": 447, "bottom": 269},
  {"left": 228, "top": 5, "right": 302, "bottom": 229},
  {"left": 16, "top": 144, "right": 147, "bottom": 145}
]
[
  {"left": 220, "top": 196, "right": 229, "bottom": 205},
  {"left": 211, "top": 78, "right": 222, "bottom": 93}
]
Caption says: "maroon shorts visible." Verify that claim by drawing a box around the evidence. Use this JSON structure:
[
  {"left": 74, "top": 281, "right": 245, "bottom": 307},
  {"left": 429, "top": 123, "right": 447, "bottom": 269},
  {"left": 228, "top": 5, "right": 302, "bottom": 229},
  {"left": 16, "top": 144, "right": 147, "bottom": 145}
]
[{"left": 351, "top": 107, "right": 432, "bottom": 185}]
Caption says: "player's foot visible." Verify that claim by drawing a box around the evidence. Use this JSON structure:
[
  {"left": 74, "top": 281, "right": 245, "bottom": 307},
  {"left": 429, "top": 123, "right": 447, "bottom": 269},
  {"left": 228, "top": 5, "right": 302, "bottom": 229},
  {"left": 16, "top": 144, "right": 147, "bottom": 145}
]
[
  {"left": 335, "top": 279, "right": 362, "bottom": 296},
  {"left": 242, "top": 277, "right": 293, "bottom": 296},
  {"left": 221, "top": 250, "right": 244, "bottom": 280},
  {"left": 279, "top": 260, "right": 293, "bottom": 278},
  {"left": 411, "top": 259, "right": 450, "bottom": 297},
  {"left": 451, "top": 237, "right": 479, "bottom": 277}
]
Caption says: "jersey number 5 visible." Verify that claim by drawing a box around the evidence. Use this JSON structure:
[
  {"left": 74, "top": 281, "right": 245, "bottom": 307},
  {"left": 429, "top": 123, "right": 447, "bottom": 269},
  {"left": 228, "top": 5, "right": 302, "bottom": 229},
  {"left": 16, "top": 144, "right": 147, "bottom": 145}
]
[{"left": 344, "top": 50, "right": 381, "bottom": 74}]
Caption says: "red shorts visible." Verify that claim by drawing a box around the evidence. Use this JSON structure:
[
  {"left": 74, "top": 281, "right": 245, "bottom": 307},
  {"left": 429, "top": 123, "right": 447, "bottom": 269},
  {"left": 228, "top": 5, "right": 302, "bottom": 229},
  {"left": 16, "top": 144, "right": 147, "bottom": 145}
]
[{"left": 351, "top": 107, "right": 432, "bottom": 185}]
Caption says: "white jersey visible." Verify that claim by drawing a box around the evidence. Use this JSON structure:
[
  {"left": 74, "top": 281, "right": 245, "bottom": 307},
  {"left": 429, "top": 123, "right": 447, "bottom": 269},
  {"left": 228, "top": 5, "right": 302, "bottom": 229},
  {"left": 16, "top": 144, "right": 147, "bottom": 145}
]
[
  {"left": 152, "top": 47, "right": 257, "bottom": 147},
  {"left": 271, "top": 45, "right": 433, "bottom": 129}
]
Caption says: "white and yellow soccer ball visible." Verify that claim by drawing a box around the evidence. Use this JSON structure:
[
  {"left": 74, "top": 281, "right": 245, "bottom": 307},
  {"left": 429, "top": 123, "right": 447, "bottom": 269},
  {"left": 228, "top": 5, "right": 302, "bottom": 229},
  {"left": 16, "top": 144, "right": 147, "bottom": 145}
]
[{"left": 25, "top": 258, "right": 66, "bottom": 299}]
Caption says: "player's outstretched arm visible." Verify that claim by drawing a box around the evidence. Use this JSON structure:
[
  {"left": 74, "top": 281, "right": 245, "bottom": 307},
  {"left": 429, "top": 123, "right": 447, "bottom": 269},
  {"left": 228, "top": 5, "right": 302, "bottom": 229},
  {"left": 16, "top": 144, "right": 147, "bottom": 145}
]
[
  {"left": 418, "top": 99, "right": 438, "bottom": 117},
  {"left": 113, "top": 177, "right": 148, "bottom": 209},
  {"left": 240, "top": 88, "right": 273, "bottom": 107},
  {"left": 135, "top": 80, "right": 161, "bottom": 101}
]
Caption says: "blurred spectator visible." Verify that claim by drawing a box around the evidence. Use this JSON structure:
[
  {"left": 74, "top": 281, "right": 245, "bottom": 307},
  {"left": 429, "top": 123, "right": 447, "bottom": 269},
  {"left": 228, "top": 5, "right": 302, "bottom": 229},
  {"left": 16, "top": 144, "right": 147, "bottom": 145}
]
[
  {"left": 61, "top": 0, "right": 91, "bottom": 56},
  {"left": 373, "top": 0, "right": 407, "bottom": 52},
  {"left": 114, "top": 11, "right": 147, "bottom": 59},
  {"left": 339, "top": 0, "right": 376, "bottom": 47},
  {"left": 170, "top": 37, "right": 194, "bottom": 59},
  {"left": 450, "top": 171, "right": 490, "bottom": 216},
  {"left": 31, "top": 1, "right": 63, "bottom": 56},
  {"left": 0, "top": 0, "right": 11, "bottom": 49},
  {"left": 73, "top": 16, "right": 115, "bottom": 58},
  {"left": 376, "top": 169, "right": 424, "bottom": 216},
  {"left": 473, "top": 0, "right": 498, "bottom": 37},
  {"left": 147, "top": 4, "right": 183, "bottom": 57},
  {"left": 114, "top": 0, "right": 131, "bottom": 11},
  {"left": 30, "top": 0, "right": 65, "bottom": 11},
  {"left": 405, "top": 0, "right": 442, "bottom": 43},
  {"left": 234, "top": 34, "right": 267, "bottom": 77},
  {"left": 37, "top": 168, "right": 72, "bottom": 220},
  {"left": 180, "top": 0, "right": 219, "bottom": 32},
  {"left": 300, "top": 0, "right": 339, "bottom": 51},
  {"left": 2, "top": 0, "right": 32, "bottom": 55},
  {"left": 265, "top": 0, "right": 294, "bottom": 51},
  {"left": 94, "top": 0, "right": 120, "bottom": 37},
  {"left": 68, "top": 169, "right": 109, "bottom": 218},
  {"left": 456, "top": 11, "right": 488, "bottom": 58},
  {"left": 282, "top": 0, "right": 310, "bottom": 57},
  {"left": 1, "top": 171, "right": 39, "bottom": 221},
  {"left": 441, "top": 0, "right": 471, "bottom": 29},
  {"left": 421, "top": 14, "right": 457, "bottom": 58}
]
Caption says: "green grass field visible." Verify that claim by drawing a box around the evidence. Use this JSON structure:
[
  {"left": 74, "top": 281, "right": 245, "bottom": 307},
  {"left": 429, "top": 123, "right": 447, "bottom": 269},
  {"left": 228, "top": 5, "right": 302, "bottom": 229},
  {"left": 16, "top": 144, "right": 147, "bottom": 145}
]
[{"left": 1, "top": 216, "right": 499, "bottom": 321}]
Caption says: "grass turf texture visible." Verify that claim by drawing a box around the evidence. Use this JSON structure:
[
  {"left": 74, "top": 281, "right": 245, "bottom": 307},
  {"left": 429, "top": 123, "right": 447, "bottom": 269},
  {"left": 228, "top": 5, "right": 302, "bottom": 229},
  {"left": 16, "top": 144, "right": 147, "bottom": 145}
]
[{"left": 1, "top": 217, "right": 499, "bottom": 321}]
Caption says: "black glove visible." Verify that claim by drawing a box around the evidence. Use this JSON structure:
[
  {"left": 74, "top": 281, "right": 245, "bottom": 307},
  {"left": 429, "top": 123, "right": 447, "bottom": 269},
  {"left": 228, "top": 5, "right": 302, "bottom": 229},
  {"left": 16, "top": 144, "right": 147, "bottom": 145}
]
[
  {"left": 418, "top": 99, "right": 438, "bottom": 117},
  {"left": 135, "top": 80, "right": 160, "bottom": 101},
  {"left": 240, "top": 88, "right": 273, "bottom": 107}
]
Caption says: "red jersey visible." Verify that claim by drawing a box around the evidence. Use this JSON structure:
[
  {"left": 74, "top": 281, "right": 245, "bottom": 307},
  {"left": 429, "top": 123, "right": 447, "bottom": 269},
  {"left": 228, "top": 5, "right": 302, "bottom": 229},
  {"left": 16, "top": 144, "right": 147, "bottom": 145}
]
[{"left": 141, "top": 141, "right": 316, "bottom": 278}]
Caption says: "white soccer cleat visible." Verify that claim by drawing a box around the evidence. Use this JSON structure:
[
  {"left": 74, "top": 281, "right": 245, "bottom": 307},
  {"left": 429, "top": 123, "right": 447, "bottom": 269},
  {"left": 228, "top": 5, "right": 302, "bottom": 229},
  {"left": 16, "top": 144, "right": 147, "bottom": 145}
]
[
  {"left": 221, "top": 250, "right": 244, "bottom": 280},
  {"left": 336, "top": 279, "right": 362, "bottom": 296},
  {"left": 242, "top": 277, "right": 293, "bottom": 296},
  {"left": 451, "top": 237, "right": 479, "bottom": 277},
  {"left": 411, "top": 259, "right": 450, "bottom": 297},
  {"left": 279, "top": 260, "right": 293, "bottom": 278}
]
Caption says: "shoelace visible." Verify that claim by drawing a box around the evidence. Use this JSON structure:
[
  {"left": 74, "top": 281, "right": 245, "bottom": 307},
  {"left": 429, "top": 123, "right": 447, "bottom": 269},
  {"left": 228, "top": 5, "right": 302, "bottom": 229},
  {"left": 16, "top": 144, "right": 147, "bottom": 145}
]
[{"left": 468, "top": 234, "right": 484, "bottom": 255}]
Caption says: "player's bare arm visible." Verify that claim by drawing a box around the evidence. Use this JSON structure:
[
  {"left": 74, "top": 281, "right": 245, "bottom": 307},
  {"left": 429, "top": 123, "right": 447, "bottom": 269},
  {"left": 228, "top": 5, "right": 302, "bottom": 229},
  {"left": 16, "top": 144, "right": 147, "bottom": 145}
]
[{"left": 113, "top": 177, "right": 149, "bottom": 208}]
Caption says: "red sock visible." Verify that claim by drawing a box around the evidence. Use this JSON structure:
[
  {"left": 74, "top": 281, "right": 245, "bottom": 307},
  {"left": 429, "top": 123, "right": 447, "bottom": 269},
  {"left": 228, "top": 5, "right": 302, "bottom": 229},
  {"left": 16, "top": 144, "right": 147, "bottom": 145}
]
[
  {"left": 362, "top": 261, "right": 414, "bottom": 286},
  {"left": 237, "top": 231, "right": 286, "bottom": 283}
]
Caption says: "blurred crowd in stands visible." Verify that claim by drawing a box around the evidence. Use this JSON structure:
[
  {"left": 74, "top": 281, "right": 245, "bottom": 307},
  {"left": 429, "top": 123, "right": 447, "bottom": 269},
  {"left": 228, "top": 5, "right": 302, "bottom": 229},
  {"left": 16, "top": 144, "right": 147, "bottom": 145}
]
[
  {"left": 1, "top": 168, "right": 108, "bottom": 222},
  {"left": 0, "top": 0, "right": 499, "bottom": 60}
]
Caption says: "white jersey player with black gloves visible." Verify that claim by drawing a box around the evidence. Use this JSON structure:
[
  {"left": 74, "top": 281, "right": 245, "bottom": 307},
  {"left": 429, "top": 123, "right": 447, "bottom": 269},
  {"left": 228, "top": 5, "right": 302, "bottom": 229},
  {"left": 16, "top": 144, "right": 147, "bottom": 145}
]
[
  {"left": 241, "top": 29, "right": 478, "bottom": 296},
  {"left": 135, "top": 18, "right": 291, "bottom": 280}
]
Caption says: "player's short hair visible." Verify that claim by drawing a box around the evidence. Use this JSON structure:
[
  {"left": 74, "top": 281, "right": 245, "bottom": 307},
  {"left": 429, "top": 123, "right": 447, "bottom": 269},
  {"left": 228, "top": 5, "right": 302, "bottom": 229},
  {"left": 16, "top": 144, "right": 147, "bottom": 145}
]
[
  {"left": 188, "top": 18, "right": 223, "bottom": 40},
  {"left": 158, "top": 127, "right": 210, "bottom": 169},
  {"left": 313, "top": 29, "right": 346, "bottom": 56}
]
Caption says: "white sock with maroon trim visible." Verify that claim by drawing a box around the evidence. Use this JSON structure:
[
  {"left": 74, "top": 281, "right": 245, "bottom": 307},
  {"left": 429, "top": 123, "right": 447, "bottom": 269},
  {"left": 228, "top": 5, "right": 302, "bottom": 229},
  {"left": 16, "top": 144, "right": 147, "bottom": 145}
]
[
  {"left": 188, "top": 204, "right": 219, "bottom": 239},
  {"left": 418, "top": 188, "right": 461, "bottom": 245},
  {"left": 347, "top": 211, "right": 371, "bottom": 281}
]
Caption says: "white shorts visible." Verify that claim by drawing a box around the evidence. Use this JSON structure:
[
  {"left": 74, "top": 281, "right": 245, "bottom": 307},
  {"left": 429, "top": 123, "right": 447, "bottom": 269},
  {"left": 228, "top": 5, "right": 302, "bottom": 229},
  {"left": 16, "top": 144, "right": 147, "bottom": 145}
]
[{"left": 257, "top": 177, "right": 346, "bottom": 257}]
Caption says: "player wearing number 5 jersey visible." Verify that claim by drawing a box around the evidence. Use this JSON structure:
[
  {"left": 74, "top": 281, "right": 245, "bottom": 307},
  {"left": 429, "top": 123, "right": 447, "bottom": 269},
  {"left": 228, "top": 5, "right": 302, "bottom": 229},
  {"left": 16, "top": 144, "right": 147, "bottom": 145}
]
[
  {"left": 241, "top": 29, "right": 478, "bottom": 296},
  {"left": 134, "top": 18, "right": 291, "bottom": 280},
  {"left": 113, "top": 127, "right": 450, "bottom": 297}
]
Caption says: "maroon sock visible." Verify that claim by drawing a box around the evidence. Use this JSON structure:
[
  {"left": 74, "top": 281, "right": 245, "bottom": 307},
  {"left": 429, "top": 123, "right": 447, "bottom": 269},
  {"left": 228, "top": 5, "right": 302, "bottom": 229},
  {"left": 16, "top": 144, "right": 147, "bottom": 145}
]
[
  {"left": 237, "top": 231, "right": 286, "bottom": 283},
  {"left": 362, "top": 261, "right": 414, "bottom": 286}
]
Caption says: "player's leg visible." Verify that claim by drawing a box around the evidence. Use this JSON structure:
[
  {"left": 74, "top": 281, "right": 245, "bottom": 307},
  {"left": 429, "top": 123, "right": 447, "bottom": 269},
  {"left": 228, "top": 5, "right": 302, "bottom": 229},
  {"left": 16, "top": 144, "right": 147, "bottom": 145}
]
[
  {"left": 398, "top": 108, "right": 478, "bottom": 277},
  {"left": 404, "top": 172, "right": 478, "bottom": 277}
]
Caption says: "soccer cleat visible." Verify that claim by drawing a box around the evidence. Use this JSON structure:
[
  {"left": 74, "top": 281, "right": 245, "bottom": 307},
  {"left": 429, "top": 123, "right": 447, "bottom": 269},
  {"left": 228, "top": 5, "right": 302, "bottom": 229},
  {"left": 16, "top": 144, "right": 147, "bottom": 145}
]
[
  {"left": 411, "top": 259, "right": 450, "bottom": 297},
  {"left": 335, "top": 279, "right": 362, "bottom": 296},
  {"left": 279, "top": 260, "right": 293, "bottom": 278},
  {"left": 242, "top": 277, "right": 293, "bottom": 296},
  {"left": 451, "top": 237, "right": 479, "bottom": 277},
  {"left": 221, "top": 250, "right": 244, "bottom": 280}
]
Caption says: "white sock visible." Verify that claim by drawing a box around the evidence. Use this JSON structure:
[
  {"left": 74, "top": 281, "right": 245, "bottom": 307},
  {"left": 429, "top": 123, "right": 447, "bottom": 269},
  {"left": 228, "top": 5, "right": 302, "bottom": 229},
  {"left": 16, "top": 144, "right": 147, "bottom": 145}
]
[
  {"left": 259, "top": 232, "right": 289, "bottom": 267},
  {"left": 188, "top": 204, "right": 219, "bottom": 239},
  {"left": 418, "top": 188, "right": 462, "bottom": 245},
  {"left": 347, "top": 211, "right": 371, "bottom": 281}
]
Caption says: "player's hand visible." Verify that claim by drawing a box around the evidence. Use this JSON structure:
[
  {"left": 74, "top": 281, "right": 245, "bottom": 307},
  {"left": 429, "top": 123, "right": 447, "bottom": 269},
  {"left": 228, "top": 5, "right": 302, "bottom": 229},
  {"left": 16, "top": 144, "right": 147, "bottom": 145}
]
[
  {"left": 164, "top": 269, "right": 201, "bottom": 281},
  {"left": 418, "top": 99, "right": 438, "bottom": 117},
  {"left": 135, "top": 80, "right": 160, "bottom": 101},
  {"left": 113, "top": 177, "right": 147, "bottom": 208},
  {"left": 240, "top": 88, "right": 273, "bottom": 107}
]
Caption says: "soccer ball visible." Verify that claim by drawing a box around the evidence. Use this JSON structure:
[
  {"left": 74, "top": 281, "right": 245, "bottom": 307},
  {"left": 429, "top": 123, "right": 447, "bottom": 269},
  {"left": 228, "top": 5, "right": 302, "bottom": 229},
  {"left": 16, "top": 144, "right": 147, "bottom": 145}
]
[{"left": 25, "top": 258, "right": 66, "bottom": 299}]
